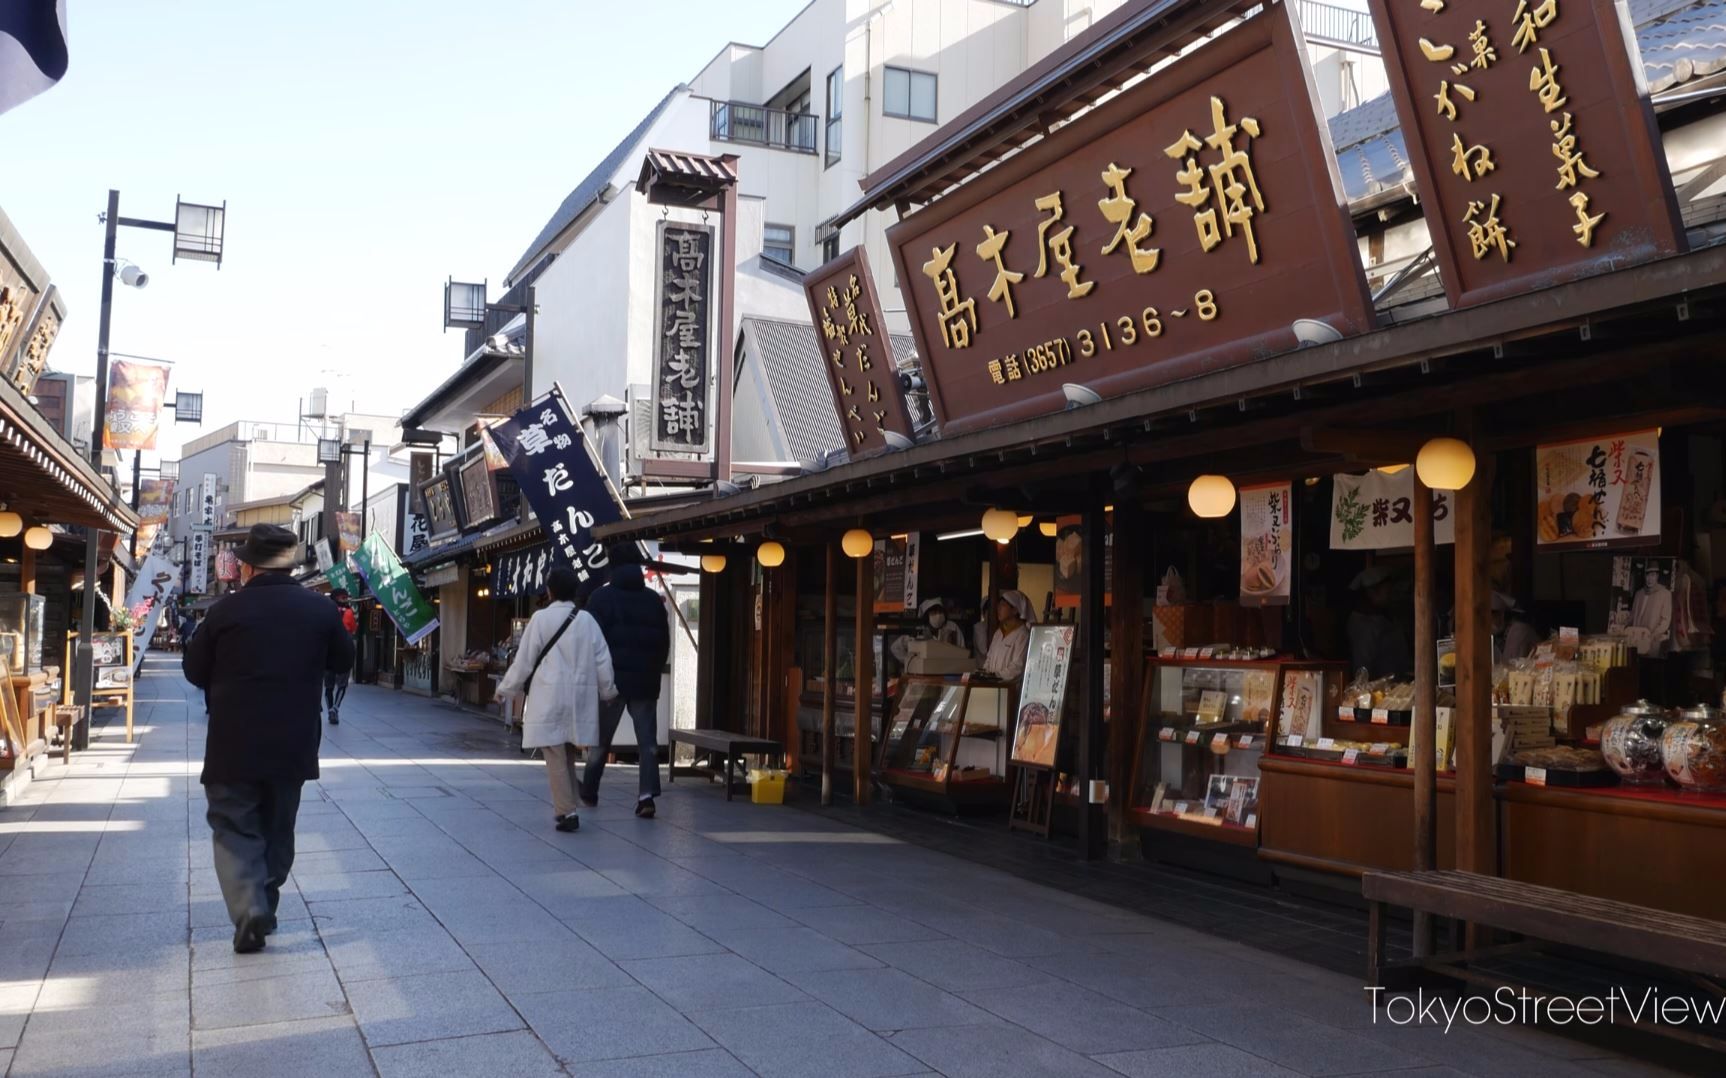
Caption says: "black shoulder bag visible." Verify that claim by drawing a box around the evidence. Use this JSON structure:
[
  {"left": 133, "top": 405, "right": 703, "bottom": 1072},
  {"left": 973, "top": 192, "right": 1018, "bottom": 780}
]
[{"left": 524, "top": 609, "right": 579, "bottom": 697}]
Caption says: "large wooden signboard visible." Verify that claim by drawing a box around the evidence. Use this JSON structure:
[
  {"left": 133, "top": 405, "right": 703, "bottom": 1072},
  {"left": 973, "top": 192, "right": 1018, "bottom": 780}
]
[
  {"left": 1365, "top": 0, "right": 1683, "bottom": 309},
  {"left": 888, "top": 5, "right": 1372, "bottom": 436},
  {"left": 802, "top": 246, "right": 916, "bottom": 458}
]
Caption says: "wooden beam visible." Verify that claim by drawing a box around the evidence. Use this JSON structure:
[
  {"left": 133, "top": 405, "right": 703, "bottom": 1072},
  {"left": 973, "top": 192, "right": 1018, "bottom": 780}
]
[
  {"left": 854, "top": 550, "right": 874, "bottom": 806},
  {"left": 1079, "top": 496, "right": 1108, "bottom": 860},
  {"left": 1411, "top": 472, "right": 1438, "bottom": 957},
  {"left": 1301, "top": 426, "right": 1432, "bottom": 465},
  {"left": 1107, "top": 503, "right": 1143, "bottom": 848},
  {"left": 1453, "top": 416, "right": 1495, "bottom": 881},
  {"left": 822, "top": 543, "right": 838, "bottom": 807}
]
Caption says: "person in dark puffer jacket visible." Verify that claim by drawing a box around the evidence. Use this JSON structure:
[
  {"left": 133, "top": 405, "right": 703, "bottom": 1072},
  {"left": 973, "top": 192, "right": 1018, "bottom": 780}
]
[{"left": 580, "top": 558, "right": 671, "bottom": 817}]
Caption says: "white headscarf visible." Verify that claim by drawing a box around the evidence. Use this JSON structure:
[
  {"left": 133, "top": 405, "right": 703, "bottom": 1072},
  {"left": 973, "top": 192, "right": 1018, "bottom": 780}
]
[{"left": 1000, "top": 589, "right": 1034, "bottom": 624}]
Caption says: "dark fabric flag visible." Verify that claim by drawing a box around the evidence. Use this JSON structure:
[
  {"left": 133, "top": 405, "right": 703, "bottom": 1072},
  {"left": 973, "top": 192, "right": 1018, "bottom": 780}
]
[{"left": 1, "top": 1, "right": 68, "bottom": 116}]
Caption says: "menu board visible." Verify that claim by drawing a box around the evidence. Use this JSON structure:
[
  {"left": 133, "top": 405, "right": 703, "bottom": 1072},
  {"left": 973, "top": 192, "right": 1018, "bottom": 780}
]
[
  {"left": 1535, "top": 429, "right": 1660, "bottom": 550},
  {"left": 1011, "top": 624, "right": 1075, "bottom": 768}
]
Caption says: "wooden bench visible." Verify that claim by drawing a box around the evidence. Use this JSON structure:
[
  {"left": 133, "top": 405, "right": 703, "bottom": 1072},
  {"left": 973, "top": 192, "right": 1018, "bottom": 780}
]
[
  {"left": 54, "top": 706, "right": 86, "bottom": 764},
  {"left": 1364, "top": 869, "right": 1726, "bottom": 1048},
  {"left": 669, "top": 729, "right": 784, "bottom": 801}
]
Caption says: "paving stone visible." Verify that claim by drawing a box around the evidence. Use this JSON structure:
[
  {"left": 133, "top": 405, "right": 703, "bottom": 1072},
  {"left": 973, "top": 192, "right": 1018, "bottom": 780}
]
[
  {"left": 784, "top": 903, "right": 951, "bottom": 946},
  {"left": 320, "top": 926, "right": 477, "bottom": 983},
  {"left": 560, "top": 895, "right": 727, "bottom": 960},
  {"left": 291, "top": 869, "right": 411, "bottom": 901},
  {"left": 890, "top": 1021, "right": 1124, "bottom": 1078},
  {"left": 1094, "top": 1043, "right": 1304, "bottom": 1077},
  {"left": 962, "top": 980, "right": 1206, "bottom": 1055},
  {"left": 191, "top": 967, "right": 350, "bottom": 1030},
  {"left": 623, "top": 952, "right": 809, "bottom": 1012},
  {"left": 711, "top": 924, "right": 884, "bottom": 975},
  {"left": 859, "top": 939, "right": 1053, "bottom": 993},
  {"left": 647, "top": 893, "right": 798, "bottom": 934},
  {"left": 465, "top": 933, "right": 634, "bottom": 996},
  {"left": 688, "top": 1000, "right": 923, "bottom": 1078},
  {"left": 514, "top": 986, "right": 714, "bottom": 1063},
  {"left": 1154, "top": 1003, "right": 1435, "bottom": 1076},
  {"left": 372, "top": 1029, "right": 567, "bottom": 1077},
  {"left": 191, "top": 1015, "right": 371, "bottom": 1078},
  {"left": 346, "top": 969, "right": 523, "bottom": 1047},
  {"left": 783, "top": 967, "right": 995, "bottom": 1033},
  {"left": 563, "top": 1048, "right": 757, "bottom": 1077},
  {"left": 70, "top": 881, "right": 190, "bottom": 917}
]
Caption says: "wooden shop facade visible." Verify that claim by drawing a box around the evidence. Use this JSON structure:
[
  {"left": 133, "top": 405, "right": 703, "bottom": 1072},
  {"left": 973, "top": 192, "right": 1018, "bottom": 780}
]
[{"left": 598, "top": 0, "right": 1726, "bottom": 921}]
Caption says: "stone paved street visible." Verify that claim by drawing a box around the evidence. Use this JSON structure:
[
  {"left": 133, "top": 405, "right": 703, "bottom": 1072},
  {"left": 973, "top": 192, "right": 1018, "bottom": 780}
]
[{"left": 0, "top": 657, "right": 1688, "bottom": 1076}]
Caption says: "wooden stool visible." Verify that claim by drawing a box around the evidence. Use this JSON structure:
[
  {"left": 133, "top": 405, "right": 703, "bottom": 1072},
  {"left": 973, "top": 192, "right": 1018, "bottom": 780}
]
[{"left": 54, "top": 705, "right": 86, "bottom": 763}]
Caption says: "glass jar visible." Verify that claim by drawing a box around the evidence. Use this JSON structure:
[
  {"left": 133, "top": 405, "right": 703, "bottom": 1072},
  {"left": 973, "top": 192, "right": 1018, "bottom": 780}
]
[
  {"left": 1600, "top": 700, "right": 1671, "bottom": 786},
  {"left": 1661, "top": 706, "right": 1726, "bottom": 794}
]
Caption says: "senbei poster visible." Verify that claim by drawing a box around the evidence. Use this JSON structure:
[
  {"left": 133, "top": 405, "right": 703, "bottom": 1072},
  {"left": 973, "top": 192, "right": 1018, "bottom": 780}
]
[
  {"left": 1536, "top": 430, "right": 1660, "bottom": 551},
  {"left": 1239, "top": 482, "right": 1291, "bottom": 607}
]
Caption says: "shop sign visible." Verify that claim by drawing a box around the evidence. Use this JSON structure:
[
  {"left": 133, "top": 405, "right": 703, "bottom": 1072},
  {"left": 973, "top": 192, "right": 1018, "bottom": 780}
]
[
  {"left": 8, "top": 304, "right": 60, "bottom": 397},
  {"left": 458, "top": 453, "right": 499, "bottom": 528},
  {"left": 1535, "top": 429, "right": 1659, "bottom": 549},
  {"left": 649, "top": 222, "right": 714, "bottom": 456},
  {"left": 1012, "top": 624, "right": 1075, "bottom": 769},
  {"left": 1330, "top": 471, "right": 1456, "bottom": 550},
  {"left": 395, "top": 483, "right": 430, "bottom": 559},
  {"left": 1052, "top": 513, "right": 1113, "bottom": 610},
  {"left": 0, "top": 262, "right": 41, "bottom": 383},
  {"left": 872, "top": 534, "right": 919, "bottom": 613},
  {"left": 1239, "top": 481, "right": 1291, "bottom": 607},
  {"left": 188, "top": 526, "right": 211, "bottom": 594},
  {"left": 409, "top": 452, "right": 435, "bottom": 515},
  {"left": 102, "top": 359, "right": 171, "bottom": 451},
  {"left": 489, "top": 384, "right": 626, "bottom": 586},
  {"left": 887, "top": 5, "right": 1373, "bottom": 436},
  {"left": 494, "top": 544, "right": 554, "bottom": 600},
  {"left": 418, "top": 472, "right": 460, "bottom": 540},
  {"left": 1364, "top": 0, "right": 1683, "bottom": 309},
  {"left": 198, "top": 473, "right": 218, "bottom": 529},
  {"left": 351, "top": 532, "right": 439, "bottom": 646},
  {"left": 802, "top": 246, "right": 916, "bottom": 458}
]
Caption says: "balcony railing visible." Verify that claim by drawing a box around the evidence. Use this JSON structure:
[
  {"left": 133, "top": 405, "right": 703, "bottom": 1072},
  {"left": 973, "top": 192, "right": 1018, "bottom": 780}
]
[
  {"left": 710, "top": 100, "right": 820, "bottom": 155},
  {"left": 1295, "top": 0, "right": 1379, "bottom": 54}
]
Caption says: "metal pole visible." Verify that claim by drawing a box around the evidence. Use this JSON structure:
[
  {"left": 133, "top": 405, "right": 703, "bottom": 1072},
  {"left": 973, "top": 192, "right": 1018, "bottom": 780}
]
[
  {"left": 360, "top": 440, "right": 371, "bottom": 536},
  {"left": 76, "top": 190, "right": 121, "bottom": 719}
]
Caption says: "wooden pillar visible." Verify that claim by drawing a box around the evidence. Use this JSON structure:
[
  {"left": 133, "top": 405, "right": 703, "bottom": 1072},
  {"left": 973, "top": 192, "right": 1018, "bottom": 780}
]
[
  {"left": 1454, "top": 433, "right": 1495, "bottom": 878},
  {"left": 1107, "top": 503, "right": 1144, "bottom": 847},
  {"left": 1411, "top": 473, "right": 1438, "bottom": 956},
  {"left": 1078, "top": 496, "right": 1108, "bottom": 860},
  {"left": 822, "top": 543, "right": 838, "bottom": 806},
  {"left": 695, "top": 564, "right": 718, "bottom": 732},
  {"left": 854, "top": 548, "right": 874, "bottom": 805},
  {"left": 21, "top": 547, "right": 36, "bottom": 595}
]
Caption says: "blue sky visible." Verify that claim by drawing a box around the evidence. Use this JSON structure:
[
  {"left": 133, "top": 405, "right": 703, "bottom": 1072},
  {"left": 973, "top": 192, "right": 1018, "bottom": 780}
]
[{"left": 2, "top": 0, "right": 802, "bottom": 462}]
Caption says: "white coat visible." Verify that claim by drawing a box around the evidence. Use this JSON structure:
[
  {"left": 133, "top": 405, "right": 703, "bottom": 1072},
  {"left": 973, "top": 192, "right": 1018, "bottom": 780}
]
[
  {"left": 497, "top": 602, "right": 617, "bottom": 749},
  {"left": 984, "top": 623, "right": 1031, "bottom": 680}
]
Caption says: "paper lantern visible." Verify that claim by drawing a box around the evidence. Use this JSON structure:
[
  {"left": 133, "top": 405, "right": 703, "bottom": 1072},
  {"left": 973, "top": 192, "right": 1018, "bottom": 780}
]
[
  {"left": 0, "top": 511, "right": 21, "bottom": 538},
  {"left": 756, "top": 541, "right": 786, "bottom": 568},
  {"left": 841, "top": 529, "right": 873, "bottom": 559},
  {"left": 700, "top": 554, "right": 727, "bottom": 574},
  {"left": 1016, "top": 514, "right": 1033, "bottom": 527},
  {"left": 980, "top": 508, "right": 1019, "bottom": 544},
  {"left": 23, "top": 526, "right": 53, "bottom": 551},
  {"left": 1038, "top": 520, "right": 1058, "bottom": 538},
  {"left": 1187, "top": 475, "right": 1236, "bottom": 518},
  {"left": 1376, "top": 463, "right": 1409, "bottom": 475},
  {"left": 1416, "top": 437, "right": 1476, "bottom": 491}
]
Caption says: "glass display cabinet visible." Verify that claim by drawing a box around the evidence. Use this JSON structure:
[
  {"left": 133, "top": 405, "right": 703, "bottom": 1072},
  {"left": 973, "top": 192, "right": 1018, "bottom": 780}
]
[
  {"left": 879, "top": 675, "right": 1013, "bottom": 808},
  {"left": 1130, "top": 657, "right": 1345, "bottom": 846}
]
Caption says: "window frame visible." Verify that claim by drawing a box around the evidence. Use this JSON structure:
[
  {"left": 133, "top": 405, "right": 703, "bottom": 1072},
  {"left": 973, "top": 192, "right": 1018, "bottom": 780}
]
[
  {"left": 821, "top": 232, "right": 840, "bottom": 264},
  {"left": 882, "top": 65, "right": 938, "bottom": 124},
  {"left": 825, "top": 65, "right": 844, "bottom": 168},
  {"left": 763, "top": 223, "right": 796, "bottom": 267}
]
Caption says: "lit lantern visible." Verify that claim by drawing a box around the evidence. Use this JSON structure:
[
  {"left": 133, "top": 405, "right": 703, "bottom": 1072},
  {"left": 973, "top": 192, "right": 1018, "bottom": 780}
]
[
  {"left": 756, "top": 541, "right": 786, "bottom": 568},
  {"left": 23, "top": 526, "right": 53, "bottom": 551},
  {"left": 1038, "top": 520, "right": 1058, "bottom": 538},
  {"left": 1187, "top": 475, "right": 1236, "bottom": 518},
  {"left": 980, "top": 508, "right": 1019, "bottom": 544},
  {"left": 1016, "top": 514, "right": 1033, "bottom": 527},
  {"left": 701, "top": 554, "right": 727, "bottom": 574},
  {"left": 1416, "top": 437, "right": 1476, "bottom": 491},
  {"left": 1376, "top": 463, "right": 1410, "bottom": 475},
  {"left": 0, "top": 511, "right": 21, "bottom": 538},
  {"left": 841, "top": 529, "right": 873, "bottom": 559}
]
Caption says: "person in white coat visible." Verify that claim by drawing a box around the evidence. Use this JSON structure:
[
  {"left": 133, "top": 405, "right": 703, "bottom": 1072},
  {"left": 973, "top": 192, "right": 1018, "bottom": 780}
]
[
  {"left": 498, "top": 566, "right": 618, "bottom": 832},
  {"left": 982, "top": 590, "right": 1034, "bottom": 680}
]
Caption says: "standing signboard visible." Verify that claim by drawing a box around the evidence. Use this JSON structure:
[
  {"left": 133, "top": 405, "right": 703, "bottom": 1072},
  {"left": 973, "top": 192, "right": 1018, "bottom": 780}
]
[
  {"left": 351, "top": 533, "right": 438, "bottom": 646},
  {"left": 887, "top": 5, "right": 1373, "bottom": 436},
  {"left": 802, "top": 247, "right": 917, "bottom": 457},
  {"left": 1239, "top": 482, "right": 1292, "bottom": 607},
  {"left": 1535, "top": 429, "right": 1660, "bottom": 550},
  {"left": 1011, "top": 624, "right": 1076, "bottom": 768},
  {"left": 649, "top": 222, "right": 715, "bottom": 456},
  {"left": 1363, "top": 0, "right": 1683, "bottom": 308}
]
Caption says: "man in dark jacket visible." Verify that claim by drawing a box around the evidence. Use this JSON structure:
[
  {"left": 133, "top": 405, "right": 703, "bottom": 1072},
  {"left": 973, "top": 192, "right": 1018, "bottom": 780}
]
[
  {"left": 184, "top": 524, "right": 354, "bottom": 953},
  {"left": 580, "top": 559, "right": 670, "bottom": 817}
]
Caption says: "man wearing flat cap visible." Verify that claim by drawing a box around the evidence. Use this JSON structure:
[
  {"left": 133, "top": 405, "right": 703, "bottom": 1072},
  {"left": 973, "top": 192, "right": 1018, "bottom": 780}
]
[{"left": 184, "top": 524, "right": 354, "bottom": 954}]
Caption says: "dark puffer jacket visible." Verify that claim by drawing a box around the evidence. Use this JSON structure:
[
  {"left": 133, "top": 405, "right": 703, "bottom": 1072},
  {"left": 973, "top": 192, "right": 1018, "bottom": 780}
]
[{"left": 584, "top": 563, "right": 671, "bottom": 700}]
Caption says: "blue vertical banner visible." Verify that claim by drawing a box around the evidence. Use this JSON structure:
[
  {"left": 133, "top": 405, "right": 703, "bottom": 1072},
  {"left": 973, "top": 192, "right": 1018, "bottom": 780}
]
[{"left": 489, "top": 385, "right": 626, "bottom": 587}]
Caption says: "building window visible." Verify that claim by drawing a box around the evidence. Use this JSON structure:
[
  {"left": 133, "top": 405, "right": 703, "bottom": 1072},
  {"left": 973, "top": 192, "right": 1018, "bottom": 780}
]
[
  {"left": 825, "top": 66, "right": 843, "bottom": 167},
  {"left": 822, "top": 232, "right": 840, "bottom": 264},
  {"left": 883, "top": 66, "right": 937, "bottom": 123},
  {"left": 764, "top": 224, "right": 795, "bottom": 267}
]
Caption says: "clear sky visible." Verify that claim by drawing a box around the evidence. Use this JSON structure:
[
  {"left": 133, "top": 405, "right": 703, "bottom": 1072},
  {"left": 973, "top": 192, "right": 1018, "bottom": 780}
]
[{"left": 2, "top": 0, "right": 804, "bottom": 466}]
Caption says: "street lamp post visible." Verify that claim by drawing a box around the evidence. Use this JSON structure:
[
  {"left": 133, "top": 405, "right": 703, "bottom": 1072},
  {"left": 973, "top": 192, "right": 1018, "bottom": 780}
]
[{"left": 75, "top": 189, "right": 225, "bottom": 723}]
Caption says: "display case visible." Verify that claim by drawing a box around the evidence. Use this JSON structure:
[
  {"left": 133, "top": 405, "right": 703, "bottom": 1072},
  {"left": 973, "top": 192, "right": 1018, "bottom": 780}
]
[
  {"left": 878, "top": 675, "right": 1013, "bottom": 808},
  {"left": 1130, "top": 657, "right": 1345, "bottom": 847},
  {"left": 0, "top": 593, "right": 46, "bottom": 675}
]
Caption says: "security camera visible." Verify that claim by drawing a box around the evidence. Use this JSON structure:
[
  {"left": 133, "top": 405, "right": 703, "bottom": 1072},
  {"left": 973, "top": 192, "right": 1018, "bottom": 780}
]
[{"left": 118, "top": 263, "right": 149, "bottom": 288}]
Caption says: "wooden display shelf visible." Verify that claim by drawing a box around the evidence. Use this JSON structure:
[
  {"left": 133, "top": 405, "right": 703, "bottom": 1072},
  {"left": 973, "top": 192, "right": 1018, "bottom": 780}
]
[
  {"left": 1130, "top": 806, "right": 1258, "bottom": 847},
  {"left": 1258, "top": 756, "right": 1458, "bottom": 877}
]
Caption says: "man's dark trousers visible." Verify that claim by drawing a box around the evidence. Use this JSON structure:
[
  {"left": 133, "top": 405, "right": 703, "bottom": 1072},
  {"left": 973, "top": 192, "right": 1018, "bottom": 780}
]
[
  {"left": 205, "top": 780, "right": 303, "bottom": 926},
  {"left": 582, "top": 697, "right": 662, "bottom": 800}
]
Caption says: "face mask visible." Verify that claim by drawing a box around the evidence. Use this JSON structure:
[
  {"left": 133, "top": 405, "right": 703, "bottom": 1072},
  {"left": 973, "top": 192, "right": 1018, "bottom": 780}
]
[{"left": 928, "top": 613, "right": 946, "bottom": 629}]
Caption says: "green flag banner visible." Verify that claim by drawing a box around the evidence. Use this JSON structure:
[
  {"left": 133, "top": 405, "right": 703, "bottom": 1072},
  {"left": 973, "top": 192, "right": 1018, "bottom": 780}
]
[
  {"left": 327, "top": 561, "right": 361, "bottom": 599},
  {"left": 351, "top": 532, "right": 439, "bottom": 646}
]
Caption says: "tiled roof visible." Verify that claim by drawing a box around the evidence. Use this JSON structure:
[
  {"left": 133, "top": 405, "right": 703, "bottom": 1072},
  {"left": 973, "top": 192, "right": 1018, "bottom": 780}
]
[
  {"left": 743, "top": 316, "right": 918, "bottom": 463},
  {"left": 506, "top": 84, "right": 688, "bottom": 284},
  {"left": 1329, "top": 1, "right": 1721, "bottom": 204}
]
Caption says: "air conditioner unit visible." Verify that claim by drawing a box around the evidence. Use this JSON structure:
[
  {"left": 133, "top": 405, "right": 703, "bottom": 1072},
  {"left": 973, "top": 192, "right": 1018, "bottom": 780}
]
[
  {"left": 625, "top": 383, "right": 651, "bottom": 478},
  {"left": 253, "top": 426, "right": 270, "bottom": 441}
]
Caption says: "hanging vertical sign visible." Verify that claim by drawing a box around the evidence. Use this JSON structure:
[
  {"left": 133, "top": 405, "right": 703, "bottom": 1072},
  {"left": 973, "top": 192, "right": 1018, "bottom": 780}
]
[
  {"left": 187, "top": 527, "right": 211, "bottom": 594},
  {"left": 1239, "top": 481, "right": 1292, "bottom": 607},
  {"left": 802, "top": 246, "right": 917, "bottom": 457},
  {"left": 102, "top": 359, "right": 171, "bottom": 450},
  {"left": 1331, "top": 471, "right": 1457, "bottom": 550},
  {"left": 395, "top": 484, "right": 430, "bottom": 559},
  {"left": 489, "top": 384, "right": 627, "bottom": 586},
  {"left": 134, "top": 478, "right": 174, "bottom": 556},
  {"left": 649, "top": 222, "right": 714, "bottom": 455},
  {"left": 351, "top": 533, "right": 439, "bottom": 645},
  {"left": 873, "top": 534, "right": 919, "bottom": 613},
  {"left": 199, "top": 473, "right": 218, "bottom": 528},
  {"left": 336, "top": 511, "right": 363, "bottom": 557},
  {"left": 1535, "top": 429, "right": 1660, "bottom": 549}
]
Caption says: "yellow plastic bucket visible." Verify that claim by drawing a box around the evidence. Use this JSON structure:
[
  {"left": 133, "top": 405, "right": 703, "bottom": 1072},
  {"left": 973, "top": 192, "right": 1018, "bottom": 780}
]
[{"left": 749, "top": 768, "right": 787, "bottom": 804}]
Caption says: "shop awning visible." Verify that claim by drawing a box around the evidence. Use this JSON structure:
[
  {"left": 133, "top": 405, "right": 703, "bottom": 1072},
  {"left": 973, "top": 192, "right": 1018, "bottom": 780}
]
[{"left": 0, "top": 375, "right": 137, "bottom": 534}]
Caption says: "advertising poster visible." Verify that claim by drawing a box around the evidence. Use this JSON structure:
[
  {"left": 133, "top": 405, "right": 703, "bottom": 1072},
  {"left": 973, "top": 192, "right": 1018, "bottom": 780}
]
[
  {"left": 1536, "top": 430, "right": 1661, "bottom": 550},
  {"left": 102, "top": 360, "right": 170, "bottom": 451},
  {"left": 1011, "top": 624, "right": 1075, "bottom": 768},
  {"left": 1331, "top": 471, "right": 1456, "bottom": 550},
  {"left": 336, "top": 512, "right": 363, "bottom": 557},
  {"left": 1239, "top": 482, "right": 1292, "bottom": 607},
  {"left": 1052, "top": 514, "right": 1113, "bottom": 610},
  {"left": 1609, "top": 555, "right": 1678, "bottom": 658},
  {"left": 873, "top": 534, "right": 919, "bottom": 613}
]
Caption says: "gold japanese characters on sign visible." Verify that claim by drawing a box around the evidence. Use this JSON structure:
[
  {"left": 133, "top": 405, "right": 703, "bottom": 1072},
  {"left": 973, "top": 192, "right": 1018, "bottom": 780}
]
[
  {"left": 803, "top": 245, "right": 917, "bottom": 459},
  {"left": 1366, "top": 0, "right": 1682, "bottom": 308},
  {"left": 889, "top": 5, "right": 1372, "bottom": 435}
]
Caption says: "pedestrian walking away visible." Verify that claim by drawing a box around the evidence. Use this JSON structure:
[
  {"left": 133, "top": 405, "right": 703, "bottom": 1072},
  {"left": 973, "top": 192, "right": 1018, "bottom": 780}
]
[
  {"left": 497, "top": 565, "right": 618, "bottom": 833},
  {"left": 581, "top": 557, "right": 671, "bottom": 818},
  {"left": 183, "top": 524, "right": 355, "bottom": 954},
  {"left": 325, "top": 588, "right": 359, "bottom": 724}
]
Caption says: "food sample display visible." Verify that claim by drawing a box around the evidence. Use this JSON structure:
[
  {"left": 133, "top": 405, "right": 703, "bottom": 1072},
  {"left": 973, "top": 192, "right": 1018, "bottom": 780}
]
[{"left": 879, "top": 675, "right": 1012, "bottom": 804}]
